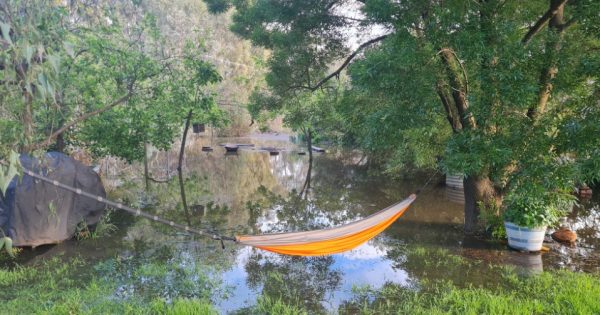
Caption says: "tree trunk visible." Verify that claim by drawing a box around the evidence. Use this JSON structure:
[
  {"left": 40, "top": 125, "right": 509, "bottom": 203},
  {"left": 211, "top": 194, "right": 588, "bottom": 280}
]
[
  {"left": 307, "top": 128, "right": 313, "bottom": 170},
  {"left": 479, "top": 0, "right": 501, "bottom": 132},
  {"left": 54, "top": 132, "right": 66, "bottom": 153},
  {"left": 177, "top": 110, "right": 193, "bottom": 226},
  {"left": 436, "top": 80, "right": 462, "bottom": 132},
  {"left": 528, "top": 0, "right": 566, "bottom": 120},
  {"left": 300, "top": 128, "right": 313, "bottom": 198},
  {"left": 144, "top": 142, "right": 150, "bottom": 191},
  {"left": 463, "top": 175, "right": 498, "bottom": 234},
  {"left": 16, "top": 64, "right": 34, "bottom": 153},
  {"left": 439, "top": 49, "right": 476, "bottom": 130}
]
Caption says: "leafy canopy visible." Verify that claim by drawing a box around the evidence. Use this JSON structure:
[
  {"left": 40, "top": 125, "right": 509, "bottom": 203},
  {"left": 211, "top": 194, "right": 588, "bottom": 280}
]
[{"left": 207, "top": 0, "right": 600, "bottom": 228}]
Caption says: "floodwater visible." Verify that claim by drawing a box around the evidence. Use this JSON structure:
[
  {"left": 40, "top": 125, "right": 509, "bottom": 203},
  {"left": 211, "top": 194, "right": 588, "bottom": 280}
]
[{"left": 10, "top": 134, "right": 600, "bottom": 313}]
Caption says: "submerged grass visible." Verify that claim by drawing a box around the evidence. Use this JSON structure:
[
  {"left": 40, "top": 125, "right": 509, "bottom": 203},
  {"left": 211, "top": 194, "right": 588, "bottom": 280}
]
[
  {"left": 0, "top": 247, "right": 599, "bottom": 314},
  {"left": 340, "top": 264, "right": 600, "bottom": 315},
  {"left": 0, "top": 256, "right": 218, "bottom": 314}
]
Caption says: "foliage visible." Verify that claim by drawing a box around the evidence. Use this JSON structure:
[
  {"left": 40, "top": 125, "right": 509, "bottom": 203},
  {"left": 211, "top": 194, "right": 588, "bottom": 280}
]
[
  {"left": 249, "top": 295, "right": 308, "bottom": 315},
  {"left": 503, "top": 189, "right": 575, "bottom": 228},
  {"left": 478, "top": 201, "right": 506, "bottom": 239},
  {"left": 73, "top": 6, "right": 224, "bottom": 163},
  {"left": 248, "top": 85, "right": 344, "bottom": 144},
  {"left": 0, "top": 236, "right": 14, "bottom": 258},
  {"left": 0, "top": 0, "right": 225, "bottom": 164},
  {"left": 152, "top": 298, "right": 217, "bottom": 315},
  {"left": 143, "top": 0, "right": 268, "bottom": 136},
  {"left": 0, "top": 254, "right": 221, "bottom": 314},
  {"left": 75, "top": 210, "right": 117, "bottom": 241},
  {"left": 206, "top": 0, "right": 600, "bottom": 230},
  {"left": 0, "top": 150, "right": 20, "bottom": 196}
]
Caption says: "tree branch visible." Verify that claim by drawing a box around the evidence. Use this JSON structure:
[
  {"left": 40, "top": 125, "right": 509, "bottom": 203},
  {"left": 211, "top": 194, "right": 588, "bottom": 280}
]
[
  {"left": 293, "top": 35, "right": 389, "bottom": 92},
  {"left": 558, "top": 16, "right": 577, "bottom": 32},
  {"left": 521, "top": 0, "right": 568, "bottom": 45},
  {"left": 28, "top": 92, "right": 132, "bottom": 151}
]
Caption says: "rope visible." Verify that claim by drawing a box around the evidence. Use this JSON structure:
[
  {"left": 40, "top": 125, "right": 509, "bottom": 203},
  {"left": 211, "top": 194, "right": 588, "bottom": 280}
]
[
  {"left": 22, "top": 168, "right": 237, "bottom": 243},
  {"left": 415, "top": 171, "right": 439, "bottom": 195},
  {"left": 16, "top": 165, "right": 438, "bottom": 244}
]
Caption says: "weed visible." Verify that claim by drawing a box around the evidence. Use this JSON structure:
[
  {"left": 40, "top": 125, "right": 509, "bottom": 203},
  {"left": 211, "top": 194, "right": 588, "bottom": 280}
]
[
  {"left": 479, "top": 200, "right": 506, "bottom": 239},
  {"left": 75, "top": 209, "right": 117, "bottom": 241}
]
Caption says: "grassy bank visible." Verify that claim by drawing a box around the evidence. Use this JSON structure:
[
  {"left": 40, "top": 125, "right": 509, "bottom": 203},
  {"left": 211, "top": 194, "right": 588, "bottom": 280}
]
[
  {"left": 339, "top": 270, "right": 600, "bottom": 315},
  {"left": 0, "top": 250, "right": 599, "bottom": 314},
  {"left": 0, "top": 257, "right": 217, "bottom": 314}
]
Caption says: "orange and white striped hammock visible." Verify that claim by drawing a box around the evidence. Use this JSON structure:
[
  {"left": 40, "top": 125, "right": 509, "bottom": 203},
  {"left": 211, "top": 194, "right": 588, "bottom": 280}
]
[{"left": 236, "top": 194, "right": 417, "bottom": 256}]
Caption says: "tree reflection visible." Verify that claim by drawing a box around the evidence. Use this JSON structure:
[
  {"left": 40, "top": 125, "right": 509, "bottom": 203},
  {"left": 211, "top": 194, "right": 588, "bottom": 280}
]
[
  {"left": 244, "top": 250, "right": 341, "bottom": 313},
  {"left": 299, "top": 148, "right": 312, "bottom": 199}
]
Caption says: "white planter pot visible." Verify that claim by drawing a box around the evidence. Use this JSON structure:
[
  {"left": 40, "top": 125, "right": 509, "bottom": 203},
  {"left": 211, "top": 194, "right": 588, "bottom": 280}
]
[{"left": 504, "top": 221, "right": 547, "bottom": 252}]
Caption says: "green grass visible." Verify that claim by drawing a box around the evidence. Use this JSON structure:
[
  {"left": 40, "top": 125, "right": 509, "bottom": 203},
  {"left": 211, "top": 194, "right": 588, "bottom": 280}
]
[
  {"left": 340, "top": 269, "right": 600, "bottom": 315},
  {"left": 1, "top": 248, "right": 599, "bottom": 314},
  {"left": 0, "top": 256, "right": 218, "bottom": 314}
]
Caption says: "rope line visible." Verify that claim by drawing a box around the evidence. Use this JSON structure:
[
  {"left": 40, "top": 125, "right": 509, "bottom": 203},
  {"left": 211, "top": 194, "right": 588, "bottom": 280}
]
[
  {"left": 19, "top": 167, "right": 438, "bottom": 244},
  {"left": 22, "top": 168, "right": 237, "bottom": 243},
  {"left": 415, "top": 171, "right": 439, "bottom": 195}
]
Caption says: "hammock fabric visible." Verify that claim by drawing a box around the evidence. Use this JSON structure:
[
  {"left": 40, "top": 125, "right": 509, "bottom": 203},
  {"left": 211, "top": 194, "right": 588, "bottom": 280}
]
[{"left": 236, "top": 194, "right": 417, "bottom": 256}]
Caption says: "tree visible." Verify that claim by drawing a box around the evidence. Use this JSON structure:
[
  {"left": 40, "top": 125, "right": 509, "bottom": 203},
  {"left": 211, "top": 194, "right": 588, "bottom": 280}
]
[
  {"left": 0, "top": 0, "right": 229, "bottom": 207},
  {"left": 205, "top": 0, "right": 600, "bottom": 233},
  {"left": 142, "top": 0, "right": 269, "bottom": 136},
  {"left": 0, "top": 0, "right": 224, "bottom": 160},
  {"left": 0, "top": 1, "right": 150, "bottom": 156},
  {"left": 248, "top": 86, "right": 344, "bottom": 196}
]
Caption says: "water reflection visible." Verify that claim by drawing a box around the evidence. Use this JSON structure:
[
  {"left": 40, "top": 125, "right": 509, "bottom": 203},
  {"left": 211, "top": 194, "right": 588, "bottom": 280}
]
[
  {"left": 8, "top": 135, "right": 600, "bottom": 313},
  {"left": 446, "top": 186, "right": 465, "bottom": 204}
]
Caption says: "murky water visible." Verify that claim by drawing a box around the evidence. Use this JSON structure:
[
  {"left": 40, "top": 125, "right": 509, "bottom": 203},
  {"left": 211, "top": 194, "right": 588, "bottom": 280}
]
[{"left": 10, "top": 134, "right": 600, "bottom": 313}]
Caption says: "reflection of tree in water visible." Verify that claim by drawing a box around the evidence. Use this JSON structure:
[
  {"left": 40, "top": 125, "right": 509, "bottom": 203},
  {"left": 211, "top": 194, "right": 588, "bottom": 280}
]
[
  {"left": 245, "top": 155, "right": 392, "bottom": 234},
  {"left": 244, "top": 250, "right": 341, "bottom": 313},
  {"left": 94, "top": 242, "right": 232, "bottom": 304},
  {"left": 241, "top": 156, "right": 389, "bottom": 312}
]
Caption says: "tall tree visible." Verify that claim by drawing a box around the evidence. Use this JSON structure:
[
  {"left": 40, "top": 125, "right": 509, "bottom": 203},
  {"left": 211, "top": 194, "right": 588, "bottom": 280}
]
[
  {"left": 0, "top": 0, "right": 226, "bottom": 201},
  {"left": 206, "top": 0, "right": 600, "bottom": 233}
]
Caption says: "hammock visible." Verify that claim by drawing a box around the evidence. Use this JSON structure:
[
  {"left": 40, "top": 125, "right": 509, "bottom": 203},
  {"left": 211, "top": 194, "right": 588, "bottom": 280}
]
[
  {"left": 21, "top": 167, "right": 418, "bottom": 257},
  {"left": 236, "top": 194, "right": 417, "bottom": 256}
]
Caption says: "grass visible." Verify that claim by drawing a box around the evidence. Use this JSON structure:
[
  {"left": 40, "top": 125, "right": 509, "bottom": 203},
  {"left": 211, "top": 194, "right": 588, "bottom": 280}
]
[
  {"left": 0, "top": 256, "right": 218, "bottom": 314},
  {"left": 340, "top": 266, "right": 600, "bottom": 315},
  {"left": 0, "top": 247, "right": 599, "bottom": 314}
]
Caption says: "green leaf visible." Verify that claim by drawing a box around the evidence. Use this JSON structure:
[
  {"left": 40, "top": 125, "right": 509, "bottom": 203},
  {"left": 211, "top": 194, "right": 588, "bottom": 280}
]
[
  {"left": 25, "top": 44, "right": 34, "bottom": 64},
  {"left": 0, "top": 22, "right": 12, "bottom": 45},
  {"left": 0, "top": 150, "right": 20, "bottom": 196},
  {"left": 37, "top": 73, "right": 48, "bottom": 99},
  {"left": 48, "top": 54, "right": 61, "bottom": 74},
  {"left": 4, "top": 237, "right": 14, "bottom": 258},
  {"left": 63, "top": 41, "right": 75, "bottom": 58},
  {"left": 35, "top": 82, "right": 46, "bottom": 99},
  {"left": 0, "top": 237, "right": 4, "bottom": 251}
]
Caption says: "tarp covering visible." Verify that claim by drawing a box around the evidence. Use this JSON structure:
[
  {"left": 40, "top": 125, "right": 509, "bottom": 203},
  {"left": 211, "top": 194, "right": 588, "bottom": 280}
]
[
  {"left": 236, "top": 194, "right": 416, "bottom": 256},
  {"left": 0, "top": 152, "right": 106, "bottom": 247}
]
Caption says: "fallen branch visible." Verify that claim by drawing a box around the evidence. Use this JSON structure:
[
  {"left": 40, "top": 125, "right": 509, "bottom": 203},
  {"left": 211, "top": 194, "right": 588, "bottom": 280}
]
[{"left": 147, "top": 175, "right": 173, "bottom": 183}]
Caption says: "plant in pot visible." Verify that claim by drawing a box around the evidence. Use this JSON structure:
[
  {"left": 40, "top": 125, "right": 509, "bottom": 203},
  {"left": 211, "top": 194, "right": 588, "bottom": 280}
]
[{"left": 503, "top": 185, "right": 575, "bottom": 252}]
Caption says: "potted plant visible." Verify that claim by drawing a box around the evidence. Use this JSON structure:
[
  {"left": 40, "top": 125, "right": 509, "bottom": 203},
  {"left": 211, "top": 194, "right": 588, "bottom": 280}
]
[{"left": 503, "top": 188, "right": 574, "bottom": 252}]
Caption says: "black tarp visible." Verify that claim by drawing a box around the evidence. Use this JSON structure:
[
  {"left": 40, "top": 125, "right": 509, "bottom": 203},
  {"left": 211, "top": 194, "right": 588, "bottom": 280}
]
[{"left": 0, "top": 152, "right": 106, "bottom": 247}]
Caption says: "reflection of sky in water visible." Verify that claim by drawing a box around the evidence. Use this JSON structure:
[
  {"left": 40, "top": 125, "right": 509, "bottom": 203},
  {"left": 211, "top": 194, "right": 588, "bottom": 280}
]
[
  {"left": 28, "top": 135, "right": 596, "bottom": 313},
  {"left": 217, "top": 241, "right": 409, "bottom": 313},
  {"left": 187, "top": 136, "right": 599, "bottom": 310}
]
